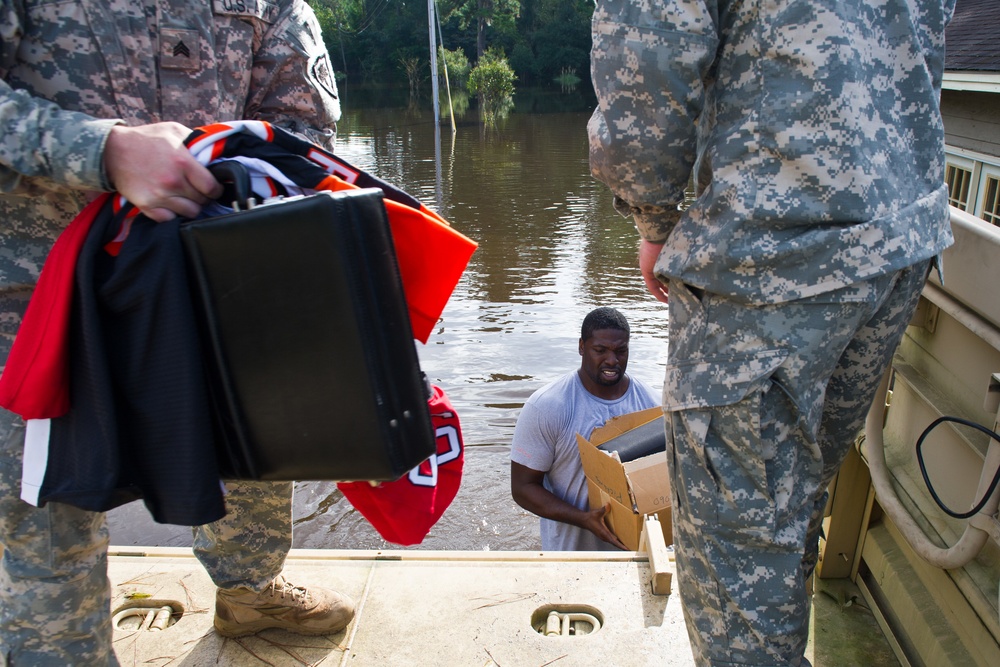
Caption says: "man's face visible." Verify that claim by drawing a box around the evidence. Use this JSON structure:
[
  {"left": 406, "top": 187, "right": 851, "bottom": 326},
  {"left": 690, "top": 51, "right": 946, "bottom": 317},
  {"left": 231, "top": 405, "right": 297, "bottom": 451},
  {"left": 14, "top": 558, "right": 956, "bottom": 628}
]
[{"left": 579, "top": 328, "right": 629, "bottom": 388}]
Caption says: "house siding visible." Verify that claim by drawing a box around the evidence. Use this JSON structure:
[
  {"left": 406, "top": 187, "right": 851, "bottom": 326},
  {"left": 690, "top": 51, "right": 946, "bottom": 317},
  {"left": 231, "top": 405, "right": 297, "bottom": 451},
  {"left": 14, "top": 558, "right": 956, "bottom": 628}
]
[{"left": 942, "top": 91, "right": 1000, "bottom": 158}]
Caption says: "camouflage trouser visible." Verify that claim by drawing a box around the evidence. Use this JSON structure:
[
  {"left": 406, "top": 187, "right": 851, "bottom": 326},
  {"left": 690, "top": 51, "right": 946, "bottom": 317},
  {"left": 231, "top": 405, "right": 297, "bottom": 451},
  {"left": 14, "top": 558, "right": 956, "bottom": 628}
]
[
  {"left": 0, "top": 410, "right": 293, "bottom": 666},
  {"left": 663, "top": 261, "right": 930, "bottom": 667}
]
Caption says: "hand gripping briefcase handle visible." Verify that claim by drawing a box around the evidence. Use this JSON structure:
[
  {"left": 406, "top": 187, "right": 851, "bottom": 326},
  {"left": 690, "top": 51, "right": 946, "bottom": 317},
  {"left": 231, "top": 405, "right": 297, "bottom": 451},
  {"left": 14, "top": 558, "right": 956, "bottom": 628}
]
[{"left": 180, "top": 170, "right": 437, "bottom": 482}]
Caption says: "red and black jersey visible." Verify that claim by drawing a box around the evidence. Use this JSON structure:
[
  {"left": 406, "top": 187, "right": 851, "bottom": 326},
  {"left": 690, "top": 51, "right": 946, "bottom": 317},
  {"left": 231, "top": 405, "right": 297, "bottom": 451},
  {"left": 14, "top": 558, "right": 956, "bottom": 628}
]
[{"left": 0, "top": 121, "right": 475, "bottom": 527}]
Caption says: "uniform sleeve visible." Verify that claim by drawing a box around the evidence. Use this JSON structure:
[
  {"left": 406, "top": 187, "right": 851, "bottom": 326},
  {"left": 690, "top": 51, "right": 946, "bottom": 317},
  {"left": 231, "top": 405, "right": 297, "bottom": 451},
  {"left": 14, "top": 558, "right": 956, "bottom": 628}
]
[
  {"left": 0, "top": 81, "right": 120, "bottom": 194},
  {"left": 0, "top": 2, "right": 119, "bottom": 194},
  {"left": 588, "top": 0, "right": 719, "bottom": 242},
  {"left": 247, "top": 0, "right": 341, "bottom": 152}
]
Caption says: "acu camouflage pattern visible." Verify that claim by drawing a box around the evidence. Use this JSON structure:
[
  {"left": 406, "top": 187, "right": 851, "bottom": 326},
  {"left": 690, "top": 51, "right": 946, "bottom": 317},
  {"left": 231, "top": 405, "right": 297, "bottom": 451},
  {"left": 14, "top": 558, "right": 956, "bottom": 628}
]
[
  {"left": 0, "top": 0, "right": 340, "bottom": 362},
  {"left": 1, "top": 409, "right": 295, "bottom": 665},
  {"left": 589, "top": 0, "right": 956, "bottom": 665},
  {"left": 588, "top": 0, "right": 955, "bottom": 304},
  {"left": 0, "top": 415, "right": 113, "bottom": 666},
  {"left": 664, "top": 264, "right": 928, "bottom": 665},
  {"left": 1, "top": 0, "right": 338, "bottom": 664}
]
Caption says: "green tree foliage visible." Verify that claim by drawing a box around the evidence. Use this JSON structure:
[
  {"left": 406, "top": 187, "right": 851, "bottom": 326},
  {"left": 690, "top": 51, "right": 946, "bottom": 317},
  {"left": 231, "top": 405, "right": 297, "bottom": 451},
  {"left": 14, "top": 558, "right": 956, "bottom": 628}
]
[
  {"left": 310, "top": 0, "right": 363, "bottom": 33},
  {"left": 310, "top": 0, "right": 432, "bottom": 87},
  {"left": 508, "top": 0, "right": 593, "bottom": 84},
  {"left": 467, "top": 47, "right": 515, "bottom": 123},
  {"left": 309, "top": 0, "right": 364, "bottom": 75},
  {"left": 442, "top": 0, "right": 520, "bottom": 60},
  {"left": 439, "top": 46, "right": 471, "bottom": 88},
  {"left": 306, "top": 0, "right": 594, "bottom": 92}
]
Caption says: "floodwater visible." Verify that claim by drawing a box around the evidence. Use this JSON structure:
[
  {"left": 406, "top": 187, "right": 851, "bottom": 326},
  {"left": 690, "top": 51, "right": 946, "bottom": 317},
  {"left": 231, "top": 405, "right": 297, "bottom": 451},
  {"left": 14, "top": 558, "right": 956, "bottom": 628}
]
[{"left": 107, "top": 87, "right": 670, "bottom": 552}]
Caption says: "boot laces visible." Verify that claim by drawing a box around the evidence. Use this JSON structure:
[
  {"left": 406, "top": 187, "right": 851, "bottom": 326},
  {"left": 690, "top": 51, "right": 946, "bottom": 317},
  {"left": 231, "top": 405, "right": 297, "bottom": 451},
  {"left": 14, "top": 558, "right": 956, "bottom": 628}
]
[{"left": 269, "top": 576, "right": 310, "bottom": 604}]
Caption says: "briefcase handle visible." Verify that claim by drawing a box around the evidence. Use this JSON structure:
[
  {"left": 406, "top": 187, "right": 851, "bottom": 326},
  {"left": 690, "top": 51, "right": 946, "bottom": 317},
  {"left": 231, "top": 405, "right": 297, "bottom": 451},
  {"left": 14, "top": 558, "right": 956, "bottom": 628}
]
[{"left": 208, "top": 160, "right": 254, "bottom": 211}]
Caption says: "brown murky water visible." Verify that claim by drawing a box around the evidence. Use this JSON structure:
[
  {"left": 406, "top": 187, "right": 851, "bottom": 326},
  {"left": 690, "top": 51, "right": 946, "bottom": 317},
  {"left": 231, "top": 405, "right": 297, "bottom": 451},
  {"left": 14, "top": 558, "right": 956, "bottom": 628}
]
[{"left": 108, "top": 88, "right": 670, "bottom": 551}]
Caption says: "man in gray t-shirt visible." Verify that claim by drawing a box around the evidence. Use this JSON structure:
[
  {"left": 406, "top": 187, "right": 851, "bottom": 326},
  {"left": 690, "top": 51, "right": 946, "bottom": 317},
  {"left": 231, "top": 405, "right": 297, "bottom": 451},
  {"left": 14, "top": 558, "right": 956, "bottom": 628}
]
[{"left": 510, "top": 307, "right": 660, "bottom": 551}]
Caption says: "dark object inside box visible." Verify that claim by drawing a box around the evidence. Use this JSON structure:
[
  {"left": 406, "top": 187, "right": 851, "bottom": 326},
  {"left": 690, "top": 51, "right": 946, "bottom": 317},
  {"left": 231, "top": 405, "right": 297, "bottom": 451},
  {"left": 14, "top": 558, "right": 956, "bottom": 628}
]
[
  {"left": 180, "top": 180, "right": 435, "bottom": 482},
  {"left": 596, "top": 415, "right": 666, "bottom": 462}
]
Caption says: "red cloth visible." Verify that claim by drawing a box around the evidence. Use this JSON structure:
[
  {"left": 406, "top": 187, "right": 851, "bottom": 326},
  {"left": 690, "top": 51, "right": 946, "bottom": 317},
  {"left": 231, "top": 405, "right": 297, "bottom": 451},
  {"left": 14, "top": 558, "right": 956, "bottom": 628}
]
[
  {"left": 338, "top": 385, "right": 464, "bottom": 546},
  {"left": 0, "top": 194, "right": 110, "bottom": 418},
  {"left": 315, "top": 176, "right": 473, "bottom": 343}
]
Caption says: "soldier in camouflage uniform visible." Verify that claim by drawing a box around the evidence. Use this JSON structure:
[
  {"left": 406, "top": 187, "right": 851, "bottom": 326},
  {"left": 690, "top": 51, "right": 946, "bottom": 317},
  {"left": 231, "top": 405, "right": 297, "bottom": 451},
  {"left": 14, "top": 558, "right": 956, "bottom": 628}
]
[
  {"left": 589, "top": 1, "right": 956, "bottom": 664},
  {"left": 0, "top": 1, "right": 353, "bottom": 664}
]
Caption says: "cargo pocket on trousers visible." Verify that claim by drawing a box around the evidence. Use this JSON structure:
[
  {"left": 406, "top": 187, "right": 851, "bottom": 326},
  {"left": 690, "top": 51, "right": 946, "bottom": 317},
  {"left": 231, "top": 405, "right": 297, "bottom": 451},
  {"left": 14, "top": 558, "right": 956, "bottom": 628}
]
[{"left": 664, "top": 350, "right": 787, "bottom": 543}]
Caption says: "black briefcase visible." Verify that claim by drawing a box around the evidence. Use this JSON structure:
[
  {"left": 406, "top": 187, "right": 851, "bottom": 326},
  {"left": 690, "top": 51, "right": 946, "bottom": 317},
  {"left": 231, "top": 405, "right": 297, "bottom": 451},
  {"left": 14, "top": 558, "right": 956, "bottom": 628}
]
[{"left": 179, "top": 183, "right": 436, "bottom": 481}]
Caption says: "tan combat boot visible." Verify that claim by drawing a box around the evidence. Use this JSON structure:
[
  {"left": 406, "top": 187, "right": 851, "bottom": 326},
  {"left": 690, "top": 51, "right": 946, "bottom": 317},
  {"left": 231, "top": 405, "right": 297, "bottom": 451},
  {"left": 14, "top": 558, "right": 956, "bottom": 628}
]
[{"left": 214, "top": 574, "right": 356, "bottom": 637}]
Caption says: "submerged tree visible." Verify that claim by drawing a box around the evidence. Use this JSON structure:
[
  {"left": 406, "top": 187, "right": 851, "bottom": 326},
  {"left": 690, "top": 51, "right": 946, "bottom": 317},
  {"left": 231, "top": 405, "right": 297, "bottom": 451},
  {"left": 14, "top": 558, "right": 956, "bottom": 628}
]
[
  {"left": 400, "top": 56, "right": 424, "bottom": 103},
  {"left": 439, "top": 46, "right": 472, "bottom": 89},
  {"left": 467, "top": 47, "right": 515, "bottom": 124}
]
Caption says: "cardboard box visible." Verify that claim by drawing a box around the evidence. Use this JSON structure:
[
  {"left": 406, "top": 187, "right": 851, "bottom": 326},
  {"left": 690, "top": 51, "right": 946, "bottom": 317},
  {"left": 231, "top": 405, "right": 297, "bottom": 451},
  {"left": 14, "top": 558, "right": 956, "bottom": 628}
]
[{"left": 576, "top": 407, "right": 673, "bottom": 551}]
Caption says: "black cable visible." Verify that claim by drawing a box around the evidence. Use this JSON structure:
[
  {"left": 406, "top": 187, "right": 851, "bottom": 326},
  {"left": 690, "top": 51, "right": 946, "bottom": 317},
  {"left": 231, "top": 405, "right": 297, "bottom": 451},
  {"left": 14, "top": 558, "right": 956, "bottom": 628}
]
[{"left": 915, "top": 415, "right": 1000, "bottom": 519}]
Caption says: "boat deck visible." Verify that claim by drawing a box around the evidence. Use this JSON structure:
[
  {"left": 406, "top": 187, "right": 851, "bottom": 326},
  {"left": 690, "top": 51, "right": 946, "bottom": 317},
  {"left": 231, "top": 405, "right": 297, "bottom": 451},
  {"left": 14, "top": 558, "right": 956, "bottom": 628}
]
[{"left": 108, "top": 547, "right": 897, "bottom": 666}]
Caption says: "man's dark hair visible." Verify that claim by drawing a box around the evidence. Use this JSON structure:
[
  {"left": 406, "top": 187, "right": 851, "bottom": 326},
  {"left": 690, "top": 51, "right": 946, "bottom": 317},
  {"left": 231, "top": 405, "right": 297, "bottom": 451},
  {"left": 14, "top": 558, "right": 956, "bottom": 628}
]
[{"left": 581, "top": 307, "right": 630, "bottom": 341}]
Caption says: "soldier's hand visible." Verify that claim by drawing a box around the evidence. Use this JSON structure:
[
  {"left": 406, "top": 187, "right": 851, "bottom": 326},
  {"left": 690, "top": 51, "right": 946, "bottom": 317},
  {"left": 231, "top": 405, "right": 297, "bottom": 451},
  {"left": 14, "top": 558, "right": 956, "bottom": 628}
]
[
  {"left": 639, "top": 239, "right": 669, "bottom": 304},
  {"left": 104, "top": 123, "right": 223, "bottom": 222}
]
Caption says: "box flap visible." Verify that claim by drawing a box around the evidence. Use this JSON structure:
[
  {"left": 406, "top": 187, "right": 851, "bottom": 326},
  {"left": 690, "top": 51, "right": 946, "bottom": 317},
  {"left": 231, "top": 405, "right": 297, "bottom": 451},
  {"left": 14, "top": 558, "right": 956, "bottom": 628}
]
[
  {"left": 576, "top": 433, "right": 632, "bottom": 508},
  {"left": 623, "top": 453, "right": 672, "bottom": 515},
  {"left": 588, "top": 407, "right": 663, "bottom": 446}
]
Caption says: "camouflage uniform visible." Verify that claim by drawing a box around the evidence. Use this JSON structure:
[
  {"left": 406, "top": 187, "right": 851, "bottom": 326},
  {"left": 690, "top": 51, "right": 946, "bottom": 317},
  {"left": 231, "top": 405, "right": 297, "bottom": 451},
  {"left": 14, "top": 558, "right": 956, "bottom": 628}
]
[
  {"left": 0, "top": 0, "right": 339, "bottom": 664},
  {"left": 589, "top": 1, "right": 955, "bottom": 664}
]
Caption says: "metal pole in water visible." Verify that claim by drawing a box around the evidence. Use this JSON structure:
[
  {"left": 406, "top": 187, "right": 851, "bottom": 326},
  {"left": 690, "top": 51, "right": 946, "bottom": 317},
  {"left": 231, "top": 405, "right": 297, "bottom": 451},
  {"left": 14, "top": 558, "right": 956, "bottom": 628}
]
[{"left": 428, "top": 0, "right": 440, "bottom": 124}]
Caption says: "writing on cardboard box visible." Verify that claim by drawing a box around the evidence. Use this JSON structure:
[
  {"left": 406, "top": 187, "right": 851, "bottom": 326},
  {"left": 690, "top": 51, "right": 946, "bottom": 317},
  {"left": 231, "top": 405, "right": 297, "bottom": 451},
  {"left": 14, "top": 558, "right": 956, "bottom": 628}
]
[
  {"left": 648, "top": 494, "right": 670, "bottom": 508},
  {"left": 589, "top": 472, "right": 625, "bottom": 506}
]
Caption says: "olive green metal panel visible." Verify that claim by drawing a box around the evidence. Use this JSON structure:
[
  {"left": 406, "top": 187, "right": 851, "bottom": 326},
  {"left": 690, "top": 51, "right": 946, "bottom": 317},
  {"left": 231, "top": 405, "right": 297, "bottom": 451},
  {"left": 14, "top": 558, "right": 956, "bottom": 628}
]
[{"left": 823, "top": 209, "right": 1000, "bottom": 666}]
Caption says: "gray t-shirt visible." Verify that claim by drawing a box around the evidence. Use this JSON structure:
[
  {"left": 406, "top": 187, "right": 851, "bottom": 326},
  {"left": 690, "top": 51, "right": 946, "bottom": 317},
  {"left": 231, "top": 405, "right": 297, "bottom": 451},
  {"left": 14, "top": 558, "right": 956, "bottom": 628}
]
[{"left": 510, "top": 371, "right": 660, "bottom": 551}]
